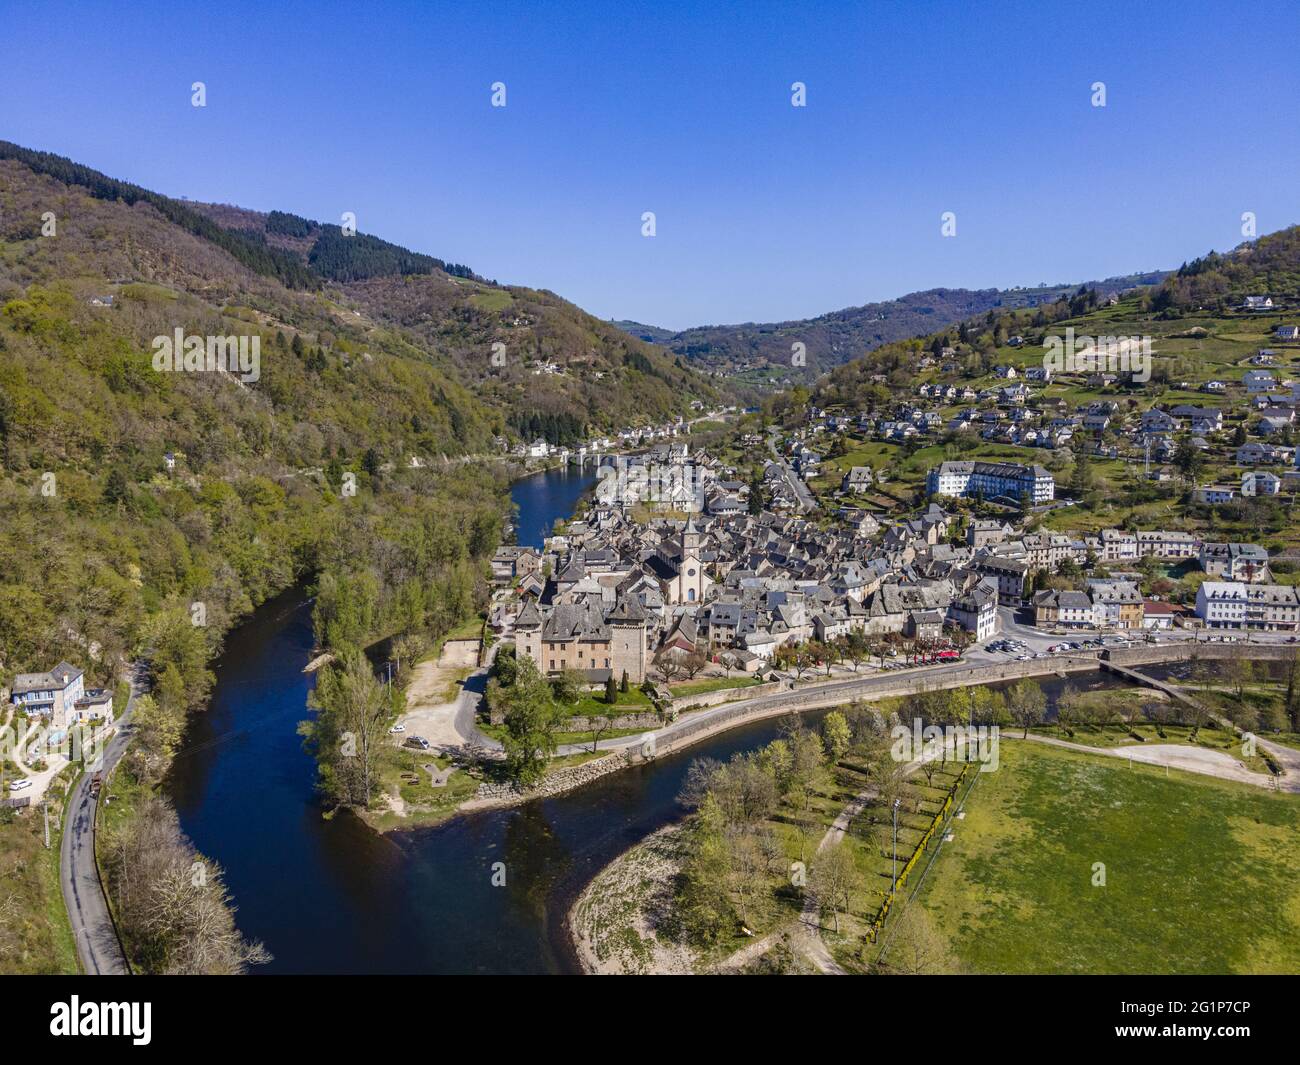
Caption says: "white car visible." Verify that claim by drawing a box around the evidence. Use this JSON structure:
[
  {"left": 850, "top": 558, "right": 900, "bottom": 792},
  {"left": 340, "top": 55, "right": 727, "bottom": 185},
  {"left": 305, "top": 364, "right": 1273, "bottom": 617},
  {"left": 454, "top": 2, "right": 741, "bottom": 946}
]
[
  {"left": 8, "top": 778, "right": 33, "bottom": 792},
  {"left": 389, "top": 723, "right": 406, "bottom": 734}
]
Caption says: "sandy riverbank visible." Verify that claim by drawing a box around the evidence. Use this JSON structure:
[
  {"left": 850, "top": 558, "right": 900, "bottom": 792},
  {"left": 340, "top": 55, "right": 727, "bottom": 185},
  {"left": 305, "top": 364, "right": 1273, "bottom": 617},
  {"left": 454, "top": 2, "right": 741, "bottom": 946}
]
[{"left": 568, "top": 822, "right": 698, "bottom": 975}]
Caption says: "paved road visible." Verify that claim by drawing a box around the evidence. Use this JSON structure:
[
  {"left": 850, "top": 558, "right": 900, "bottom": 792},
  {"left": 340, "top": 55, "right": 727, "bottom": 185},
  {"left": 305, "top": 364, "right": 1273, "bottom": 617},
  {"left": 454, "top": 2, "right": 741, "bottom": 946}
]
[
  {"left": 396, "top": 641, "right": 503, "bottom": 758},
  {"left": 555, "top": 625, "right": 1300, "bottom": 760},
  {"left": 553, "top": 656, "right": 1032, "bottom": 757},
  {"left": 60, "top": 666, "right": 144, "bottom": 976},
  {"left": 766, "top": 429, "right": 817, "bottom": 511}
]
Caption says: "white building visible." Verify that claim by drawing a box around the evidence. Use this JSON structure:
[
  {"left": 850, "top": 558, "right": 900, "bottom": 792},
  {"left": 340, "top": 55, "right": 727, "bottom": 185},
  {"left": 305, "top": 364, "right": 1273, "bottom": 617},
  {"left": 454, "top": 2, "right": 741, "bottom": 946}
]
[
  {"left": 1242, "top": 470, "right": 1281, "bottom": 497},
  {"left": 927, "top": 461, "right": 1055, "bottom": 503},
  {"left": 1193, "top": 485, "right": 1236, "bottom": 505},
  {"left": 1196, "top": 581, "right": 1300, "bottom": 632},
  {"left": 948, "top": 584, "right": 999, "bottom": 642},
  {"left": 11, "top": 662, "right": 86, "bottom": 729}
]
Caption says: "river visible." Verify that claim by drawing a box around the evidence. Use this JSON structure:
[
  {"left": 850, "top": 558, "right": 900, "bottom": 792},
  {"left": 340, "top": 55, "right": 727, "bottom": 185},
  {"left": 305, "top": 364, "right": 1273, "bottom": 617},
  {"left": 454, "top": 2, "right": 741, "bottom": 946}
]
[
  {"left": 162, "top": 465, "right": 1126, "bottom": 972},
  {"left": 510, "top": 463, "right": 602, "bottom": 550},
  {"left": 162, "top": 464, "right": 811, "bottom": 973}
]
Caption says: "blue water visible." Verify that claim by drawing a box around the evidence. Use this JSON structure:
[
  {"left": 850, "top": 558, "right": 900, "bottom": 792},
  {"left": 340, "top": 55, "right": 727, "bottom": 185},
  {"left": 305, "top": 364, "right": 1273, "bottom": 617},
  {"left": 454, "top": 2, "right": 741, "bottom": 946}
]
[
  {"left": 161, "top": 464, "right": 808, "bottom": 973},
  {"left": 510, "top": 465, "right": 600, "bottom": 549},
  {"left": 164, "top": 586, "right": 814, "bottom": 972}
]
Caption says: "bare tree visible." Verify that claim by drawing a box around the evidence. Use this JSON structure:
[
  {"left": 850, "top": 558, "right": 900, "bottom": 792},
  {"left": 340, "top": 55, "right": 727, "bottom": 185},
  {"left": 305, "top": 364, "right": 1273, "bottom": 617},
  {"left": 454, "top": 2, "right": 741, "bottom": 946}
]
[
  {"left": 877, "top": 904, "right": 957, "bottom": 974},
  {"left": 811, "top": 843, "right": 859, "bottom": 933},
  {"left": 681, "top": 650, "right": 708, "bottom": 680}
]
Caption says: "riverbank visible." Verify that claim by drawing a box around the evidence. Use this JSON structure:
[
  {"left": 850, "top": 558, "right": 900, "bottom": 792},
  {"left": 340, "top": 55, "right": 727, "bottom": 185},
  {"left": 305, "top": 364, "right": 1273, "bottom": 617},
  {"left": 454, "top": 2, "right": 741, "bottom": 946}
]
[{"left": 569, "top": 823, "right": 696, "bottom": 975}]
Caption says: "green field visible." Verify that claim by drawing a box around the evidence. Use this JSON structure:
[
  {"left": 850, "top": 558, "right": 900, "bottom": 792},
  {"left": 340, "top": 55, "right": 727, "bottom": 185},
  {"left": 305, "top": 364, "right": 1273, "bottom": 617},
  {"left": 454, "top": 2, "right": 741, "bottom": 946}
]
[
  {"left": 0, "top": 764, "right": 80, "bottom": 974},
  {"left": 908, "top": 741, "right": 1300, "bottom": 973}
]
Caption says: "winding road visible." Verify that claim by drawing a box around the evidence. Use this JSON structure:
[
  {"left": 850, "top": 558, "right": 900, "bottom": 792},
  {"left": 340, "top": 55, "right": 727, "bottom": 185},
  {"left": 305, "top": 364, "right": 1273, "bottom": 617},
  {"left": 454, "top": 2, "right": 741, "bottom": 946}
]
[{"left": 60, "top": 666, "right": 143, "bottom": 975}]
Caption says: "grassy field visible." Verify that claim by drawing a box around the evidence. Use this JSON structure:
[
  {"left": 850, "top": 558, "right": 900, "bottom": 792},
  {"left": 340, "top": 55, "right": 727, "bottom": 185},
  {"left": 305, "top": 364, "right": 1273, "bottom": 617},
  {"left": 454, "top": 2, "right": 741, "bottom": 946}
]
[
  {"left": 0, "top": 763, "right": 80, "bottom": 974},
  {"left": 366, "top": 745, "right": 481, "bottom": 831},
  {"left": 669, "top": 675, "right": 763, "bottom": 699},
  {"left": 906, "top": 741, "right": 1300, "bottom": 974}
]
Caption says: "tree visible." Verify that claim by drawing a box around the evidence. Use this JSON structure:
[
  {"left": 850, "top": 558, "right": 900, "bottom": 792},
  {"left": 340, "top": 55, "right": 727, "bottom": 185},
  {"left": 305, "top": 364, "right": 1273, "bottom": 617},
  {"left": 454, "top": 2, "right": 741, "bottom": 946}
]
[
  {"left": 654, "top": 653, "right": 684, "bottom": 684},
  {"left": 102, "top": 796, "right": 270, "bottom": 974},
  {"left": 620, "top": 669, "right": 629, "bottom": 694},
  {"left": 747, "top": 466, "right": 766, "bottom": 515},
  {"left": 1172, "top": 434, "right": 1205, "bottom": 483},
  {"left": 103, "top": 467, "right": 131, "bottom": 506},
  {"left": 587, "top": 715, "right": 613, "bottom": 754},
  {"left": 789, "top": 730, "right": 826, "bottom": 811},
  {"left": 677, "top": 792, "right": 732, "bottom": 943},
  {"left": 604, "top": 673, "right": 618, "bottom": 705},
  {"left": 493, "top": 657, "right": 562, "bottom": 787},
  {"left": 1183, "top": 700, "right": 1210, "bottom": 742},
  {"left": 811, "top": 843, "right": 858, "bottom": 933},
  {"left": 1006, "top": 678, "right": 1046, "bottom": 738},
  {"left": 301, "top": 650, "right": 391, "bottom": 808},
  {"left": 677, "top": 757, "right": 721, "bottom": 809},
  {"left": 842, "top": 632, "right": 870, "bottom": 672},
  {"left": 822, "top": 710, "right": 851, "bottom": 765},
  {"left": 726, "top": 826, "right": 768, "bottom": 928},
  {"left": 1055, "top": 684, "right": 1081, "bottom": 737},
  {"left": 681, "top": 649, "right": 708, "bottom": 680},
  {"left": 877, "top": 904, "right": 957, "bottom": 974},
  {"left": 127, "top": 694, "right": 184, "bottom": 785},
  {"left": 1226, "top": 651, "right": 1254, "bottom": 702},
  {"left": 550, "top": 669, "right": 584, "bottom": 705},
  {"left": 1285, "top": 652, "right": 1300, "bottom": 731}
]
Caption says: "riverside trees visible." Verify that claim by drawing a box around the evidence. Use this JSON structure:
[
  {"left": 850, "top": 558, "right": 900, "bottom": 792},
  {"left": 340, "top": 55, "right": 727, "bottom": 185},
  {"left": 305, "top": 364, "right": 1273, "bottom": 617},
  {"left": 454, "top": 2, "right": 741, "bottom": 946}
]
[
  {"left": 487, "top": 655, "right": 563, "bottom": 787},
  {"left": 301, "top": 650, "right": 395, "bottom": 809},
  {"left": 674, "top": 725, "right": 831, "bottom": 944},
  {"left": 102, "top": 796, "right": 270, "bottom": 974}
]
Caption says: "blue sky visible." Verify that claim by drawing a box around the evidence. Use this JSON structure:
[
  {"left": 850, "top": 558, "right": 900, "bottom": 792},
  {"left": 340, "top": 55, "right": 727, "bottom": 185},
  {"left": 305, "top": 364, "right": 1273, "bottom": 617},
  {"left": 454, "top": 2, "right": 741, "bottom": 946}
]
[{"left": 3, "top": 0, "right": 1298, "bottom": 330}]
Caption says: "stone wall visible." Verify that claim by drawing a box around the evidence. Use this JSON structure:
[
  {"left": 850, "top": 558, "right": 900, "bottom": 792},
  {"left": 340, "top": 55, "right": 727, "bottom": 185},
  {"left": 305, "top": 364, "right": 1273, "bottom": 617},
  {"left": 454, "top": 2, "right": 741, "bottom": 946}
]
[
  {"left": 487, "top": 708, "right": 662, "bottom": 729},
  {"left": 469, "top": 642, "right": 1295, "bottom": 809},
  {"left": 668, "top": 679, "right": 783, "bottom": 714},
  {"left": 473, "top": 750, "right": 632, "bottom": 804},
  {"left": 562, "top": 712, "right": 661, "bottom": 731},
  {"left": 628, "top": 655, "right": 1109, "bottom": 764},
  {"left": 1106, "top": 642, "right": 1293, "bottom": 668}
]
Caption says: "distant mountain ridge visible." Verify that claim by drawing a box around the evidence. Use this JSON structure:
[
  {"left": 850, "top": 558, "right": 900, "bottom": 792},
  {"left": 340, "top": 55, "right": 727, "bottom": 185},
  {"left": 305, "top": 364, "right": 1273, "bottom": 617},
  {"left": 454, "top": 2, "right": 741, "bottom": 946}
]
[{"left": 616, "top": 274, "right": 1167, "bottom": 380}]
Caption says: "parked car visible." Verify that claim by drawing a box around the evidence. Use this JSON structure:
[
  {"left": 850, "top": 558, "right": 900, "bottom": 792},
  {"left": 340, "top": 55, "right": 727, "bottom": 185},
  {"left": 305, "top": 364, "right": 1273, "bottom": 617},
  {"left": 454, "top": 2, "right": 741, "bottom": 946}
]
[
  {"left": 389, "top": 723, "right": 406, "bottom": 734},
  {"left": 405, "top": 735, "right": 431, "bottom": 751},
  {"left": 8, "top": 778, "right": 33, "bottom": 792}
]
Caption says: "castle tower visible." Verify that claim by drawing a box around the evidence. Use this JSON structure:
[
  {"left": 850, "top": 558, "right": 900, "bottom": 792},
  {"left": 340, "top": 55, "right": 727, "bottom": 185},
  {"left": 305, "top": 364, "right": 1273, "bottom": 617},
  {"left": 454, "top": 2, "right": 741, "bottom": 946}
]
[{"left": 606, "top": 593, "right": 648, "bottom": 683}]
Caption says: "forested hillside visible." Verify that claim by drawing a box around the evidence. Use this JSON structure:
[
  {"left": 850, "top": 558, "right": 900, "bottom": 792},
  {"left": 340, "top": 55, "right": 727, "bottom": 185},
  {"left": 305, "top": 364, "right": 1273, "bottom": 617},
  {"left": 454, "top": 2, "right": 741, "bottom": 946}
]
[
  {"left": 0, "top": 147, "right": 536, "bottom": 972},
  {"left": 1, "top": 142, "right": 668, "bottom": 701}
]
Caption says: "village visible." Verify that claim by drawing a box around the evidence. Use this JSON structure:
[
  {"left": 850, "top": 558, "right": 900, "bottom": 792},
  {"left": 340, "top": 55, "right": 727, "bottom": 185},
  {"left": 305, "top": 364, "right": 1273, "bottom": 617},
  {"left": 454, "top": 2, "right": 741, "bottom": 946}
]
[{"left": 492, "top": 417, "right": 1300, "bottom": 703}]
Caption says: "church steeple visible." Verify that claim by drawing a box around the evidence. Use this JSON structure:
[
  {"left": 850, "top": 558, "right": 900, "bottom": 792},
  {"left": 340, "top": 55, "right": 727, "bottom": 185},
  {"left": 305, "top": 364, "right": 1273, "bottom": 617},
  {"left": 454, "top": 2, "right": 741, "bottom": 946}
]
[{"left": 682, "top": 515, "right": 701, "bottom": 556}]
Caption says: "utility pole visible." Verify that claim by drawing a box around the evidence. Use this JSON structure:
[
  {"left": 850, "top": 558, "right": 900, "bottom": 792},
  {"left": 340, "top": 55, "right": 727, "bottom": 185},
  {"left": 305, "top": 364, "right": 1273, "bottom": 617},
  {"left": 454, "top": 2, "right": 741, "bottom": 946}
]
[{"left": 42, "top": 799, "right": 50, "bottom": 849}]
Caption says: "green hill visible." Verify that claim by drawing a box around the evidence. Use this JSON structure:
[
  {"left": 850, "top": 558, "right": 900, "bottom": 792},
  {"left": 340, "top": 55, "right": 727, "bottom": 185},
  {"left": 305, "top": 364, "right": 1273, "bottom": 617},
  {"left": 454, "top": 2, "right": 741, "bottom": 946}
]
[
  {"left": 621, "top": 276, "right": 1165, "bottom": 383},
  {"left": 0, "top": 140, "right": 718, "bottom": 701}
]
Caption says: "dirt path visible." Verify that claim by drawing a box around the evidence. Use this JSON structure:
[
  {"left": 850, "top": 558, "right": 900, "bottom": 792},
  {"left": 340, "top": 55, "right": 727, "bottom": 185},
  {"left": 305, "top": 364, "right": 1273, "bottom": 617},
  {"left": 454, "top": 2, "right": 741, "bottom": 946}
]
[
  {"left": 1007, "top": 731, "right": 1293, "bottom": 791},
  {"left": 793, "top": 790, "right": 869, "bottom": 974}
]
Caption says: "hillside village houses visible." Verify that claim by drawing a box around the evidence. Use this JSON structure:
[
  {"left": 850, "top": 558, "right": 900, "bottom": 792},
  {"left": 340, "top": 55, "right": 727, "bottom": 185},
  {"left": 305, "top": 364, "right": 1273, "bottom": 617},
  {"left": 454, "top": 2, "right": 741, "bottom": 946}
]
[
  {"left": 493, "top": 423, "right": 1300, "bottom": 689},
  {"left": 488, "top": 305, "right": 1300, "bottom": 681}
]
